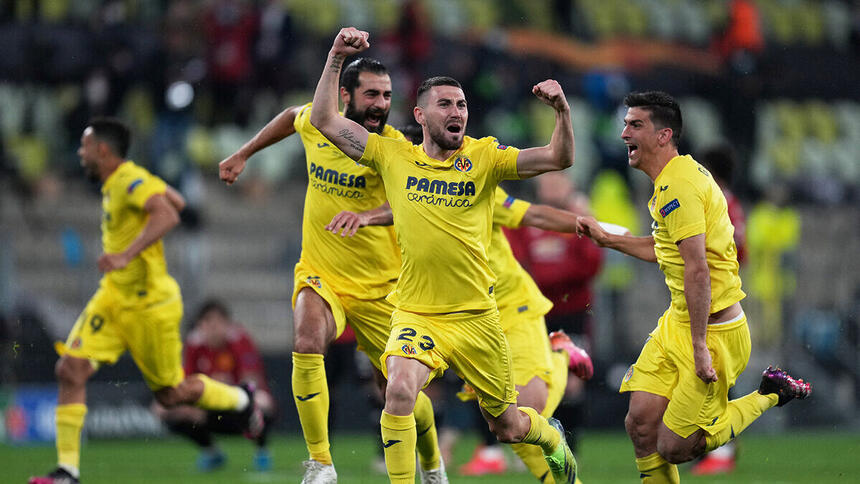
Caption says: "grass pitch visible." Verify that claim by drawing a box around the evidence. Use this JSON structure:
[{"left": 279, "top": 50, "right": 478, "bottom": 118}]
[{"left": 5, "top": 430, "right": 858, "bottom": 483}]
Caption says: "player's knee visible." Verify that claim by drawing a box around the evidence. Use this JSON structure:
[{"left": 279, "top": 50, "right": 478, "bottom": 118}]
[
  {"left": 657, "top": 434, "right": 699, "bottom": 464},
  {"left": 623, "top": 411, "right": 638, "bottom": 436},
  {"left": 154, "top": 387, "right": 182, "bottom": 408},
  {"left": 489, "top": 422, "right": 521, "bottom": 444},
  {"left": 293, "top": 326, "right": 330, "bottom": 354},
  {"left": 657, "top": 439, "right": 690, "bottom": 464},
  {"left": 624, "top": 409, "right": 655, "bottom": 440},
  {"left": 384, "top": 379, "right": 418, "bottom": 412},
  {"left": 55, "top": 357, "right": 92, "bottom": 386}
]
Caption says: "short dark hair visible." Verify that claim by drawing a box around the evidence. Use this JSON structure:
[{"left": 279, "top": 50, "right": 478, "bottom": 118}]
[
  {"left": 193, "top": 299, "right": 231, "bottom": 326},
  {"left": 87, "top": 117, "right": 131, "bottom": 158},
  {"left": 340, "top": 58, "right": 388, "bottom": 94},
  {"left": 699, "top": 144, "right": 737, "bottom": 184},
  {"left": 623, "top": 91, "right": 683, "bottom": 146},
  {"left": 416, "top": 76, "right": 462, "bottom": 106}
]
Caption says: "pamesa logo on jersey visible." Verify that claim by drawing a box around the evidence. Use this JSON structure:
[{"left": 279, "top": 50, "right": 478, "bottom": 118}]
[
  {"left": 308, "top": 162, "right": 366, "bottom": 199},
  {"left": 309, "top": 162, "right": 366, "bottom": 188},
  {"left": 404, "top": 176, "right": 476, "bottom": 208},
  {"left": 454, "top": 156, "right": 472, "bottom": 172}
]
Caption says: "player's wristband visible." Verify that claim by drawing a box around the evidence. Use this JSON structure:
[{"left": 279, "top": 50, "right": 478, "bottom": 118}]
[{"left": 598, "top": 221, "right": 631, "bottom": 236}]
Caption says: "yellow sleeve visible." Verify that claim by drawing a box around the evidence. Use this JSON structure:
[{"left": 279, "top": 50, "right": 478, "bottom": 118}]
[
  {"left": 124, "top": 169, "right": 167, "bottom": 210},
  {"left": 660, "top": 178, "right": 706, "bottom": 243},
  {"left": 293, "top": 103, "right": 313, "bottom": 133},
  {"left": 489, "top": 138, "right": 521, "bottom": 182},
  {"left": 357, "top": 132, "right": 382, "bottom": 170},
  {"left": 383, "top": 125, "right": 407, "bottom": 141},
  {"left": 493, "top": 186, "right": 530, "bottom": 228}
]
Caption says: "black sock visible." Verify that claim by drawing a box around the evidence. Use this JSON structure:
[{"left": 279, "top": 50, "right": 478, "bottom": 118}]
[{"left": 167, "top": 420, "right": 213, "bottom": 448}]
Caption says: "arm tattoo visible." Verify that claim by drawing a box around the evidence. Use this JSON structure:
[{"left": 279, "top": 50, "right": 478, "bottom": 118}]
[
  {"left": 328, "top": 56, "right": 343, "bottom": 72},
  {"left": 337, "top": 128, "right": 365, "bottom": 153}
]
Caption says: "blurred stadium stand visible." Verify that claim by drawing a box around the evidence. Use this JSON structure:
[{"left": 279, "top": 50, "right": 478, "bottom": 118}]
[{"left": 1, "top": 0, "right": 858, "bottom": 436}]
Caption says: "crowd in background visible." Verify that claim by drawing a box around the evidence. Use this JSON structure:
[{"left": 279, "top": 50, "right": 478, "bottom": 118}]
[{"left": 0, "top": 0, "right": 858, "bottom": 205}]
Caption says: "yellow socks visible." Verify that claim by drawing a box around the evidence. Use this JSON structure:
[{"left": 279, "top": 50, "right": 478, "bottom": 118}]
[
  {"left": 636, "top": 452, "right": 680, "bottom": 484},
  {"left": 519, "top": 406, "right": 561, "bottom": 454},
  {"left": 194, "top": 373, "right": 246, "bottom": 411},
  {"left": 512, "top": 442, "right": 555, "bottom": 483},
  {"left": 705, "top": 391, "right": 779, "bottom": 451},
  {"left": 292, "top": 352, "right": 332, "bottom": 465},
  {"left": 380, "top": 411, "right": 416, "bottom": 483},
  {"left": 413, "top": 391, "right": 441, "bottom": 471},
  {"left": 508, "top": 354, "right": 568, "bottom": 483},
  {"left": 546, "top": 351, "right": 569, "bottom": 418},
  {"left": 56, "top": 403, "right": 87, "bottom": 478}
]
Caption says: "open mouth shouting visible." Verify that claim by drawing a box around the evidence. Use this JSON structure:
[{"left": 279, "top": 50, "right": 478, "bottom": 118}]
[
  {"left": 626, "top": 143, "right": 639, "bottom": 159},
  {"left": 364, "top": 112, "right": 383, "bottom": 130}
]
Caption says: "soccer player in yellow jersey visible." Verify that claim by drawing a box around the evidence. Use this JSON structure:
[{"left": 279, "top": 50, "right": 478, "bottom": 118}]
[
  {"left": 310, "top": 27, "right": 578, "bottom": 484},
  {"left": 575, "top": 91, "right": 812, "bottom": 484},
  {"left": 329, "top": 184, "right": 596, "bottom": 483},
  {"left": 219, "top": 58, "right": 445, "bottom": 483},
  {"left": 30, "top": 118, "right": 265, "bottom": 484}
]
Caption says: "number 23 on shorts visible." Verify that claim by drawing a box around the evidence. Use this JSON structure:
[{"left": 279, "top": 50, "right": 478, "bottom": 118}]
[{"left": 397, "top": 327, "right": 435, "bottom": 351}]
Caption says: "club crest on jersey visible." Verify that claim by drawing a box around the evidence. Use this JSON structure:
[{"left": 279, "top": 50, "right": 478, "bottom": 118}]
[
  {"left": 401, "top": 344, "right": 416, "bottom": 355},
  {"left": 127, "top": 178, "right": 143, "bottom": 194},
  {"left": 306, "top": 276, "right": 322, "bottom": 289},
  {"left": 623, "top": 365, "right": 634, "bottom": 383},
  {"left": 454, "top": 156, "right": 472, "bottom": 172},
  {"left": 659, "top": 199, "right": 680, "bottom": 217},
  {"left": 71, "top": 337, "right": 82, "bottom": 349}
]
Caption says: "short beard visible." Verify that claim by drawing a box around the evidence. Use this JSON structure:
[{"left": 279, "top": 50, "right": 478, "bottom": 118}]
[
  {"left": 428, "top": 125, "right": 462, "bottom": 151},
  {"left": 344, "top": 101, "right": 388, "bottom": 134}
]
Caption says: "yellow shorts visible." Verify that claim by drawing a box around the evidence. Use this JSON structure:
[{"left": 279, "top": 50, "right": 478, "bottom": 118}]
[
  {"left": 620, "top": 309, "right": 751, "bottom": 438},
  {"left": 293, "top": 261, "right": 392, "bottom": 371},
  {"left": 57, "top": 282, "right": 185, "bottom": 390},
  {"left": 381, "top": 309, "right": 517, "bottom": 418},
  {"left": 500, "top": 305, "right": 554, "bottom": 388}
]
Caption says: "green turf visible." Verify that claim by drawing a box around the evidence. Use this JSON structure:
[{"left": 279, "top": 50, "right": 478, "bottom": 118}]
[{"left": 6, "top": 431, "right": 858, "bottom": 483}]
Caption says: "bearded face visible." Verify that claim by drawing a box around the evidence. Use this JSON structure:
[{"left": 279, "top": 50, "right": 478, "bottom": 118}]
[
  {"left": 344, "top": 97, "right": 389, "bottom": 134},
  {"left": 417, "top": 85, "right": 467, "bottom": 151},
  {"left": 343, "top": 71, "right": 392, "bottom": 134}
]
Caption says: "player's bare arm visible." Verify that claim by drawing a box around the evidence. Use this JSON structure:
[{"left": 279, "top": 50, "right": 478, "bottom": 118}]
[
  {"left": 576, "top": 215, "right": 657, "bottom": 262},
  {"left": 309, "top": 27, "right": 371, "bottom": 161},
  {"left": 325, "top": 202, "right": 393, "bottom": 237},
  {"left": 521, "top": 204, "right": 580, "bottom": 233},
  {"left": 522, "top": 204, "right": 633, "bottom": 237},
  {"left": 97, "top": 193, "right": 180, "bottom": 273},
  {"left": 516, "top": 80, "right": 575, "bottom": 178},
  {"left": 678, "top": 233, "right": 717, "bottom": 384},
  {"left": 165, "top": 184, "right": 186, "bottom": 212},
  {"left": 220, "top": 105, "right": 303, "bottom": 185}
]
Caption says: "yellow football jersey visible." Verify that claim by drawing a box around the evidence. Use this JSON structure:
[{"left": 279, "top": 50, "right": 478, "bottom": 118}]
[
  {"left": 648, "top": 155, "right": 746, "bottom": 321},
  {"left": 491, "top": 187, "right": 553, "bottom": 323},
  {"left": 294, "top": 103, "right": 403, "bottom": 299},
  {"left": 359, "top": 134, "right": 520, "bottom": 313},
  {"left": 100, "top": 161, "right": 175, "bottom": 298}
]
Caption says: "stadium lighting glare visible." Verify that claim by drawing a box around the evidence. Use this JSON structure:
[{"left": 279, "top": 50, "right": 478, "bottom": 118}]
[{"left": 166, "top": 81, "right": 194, "bottom": 110}]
